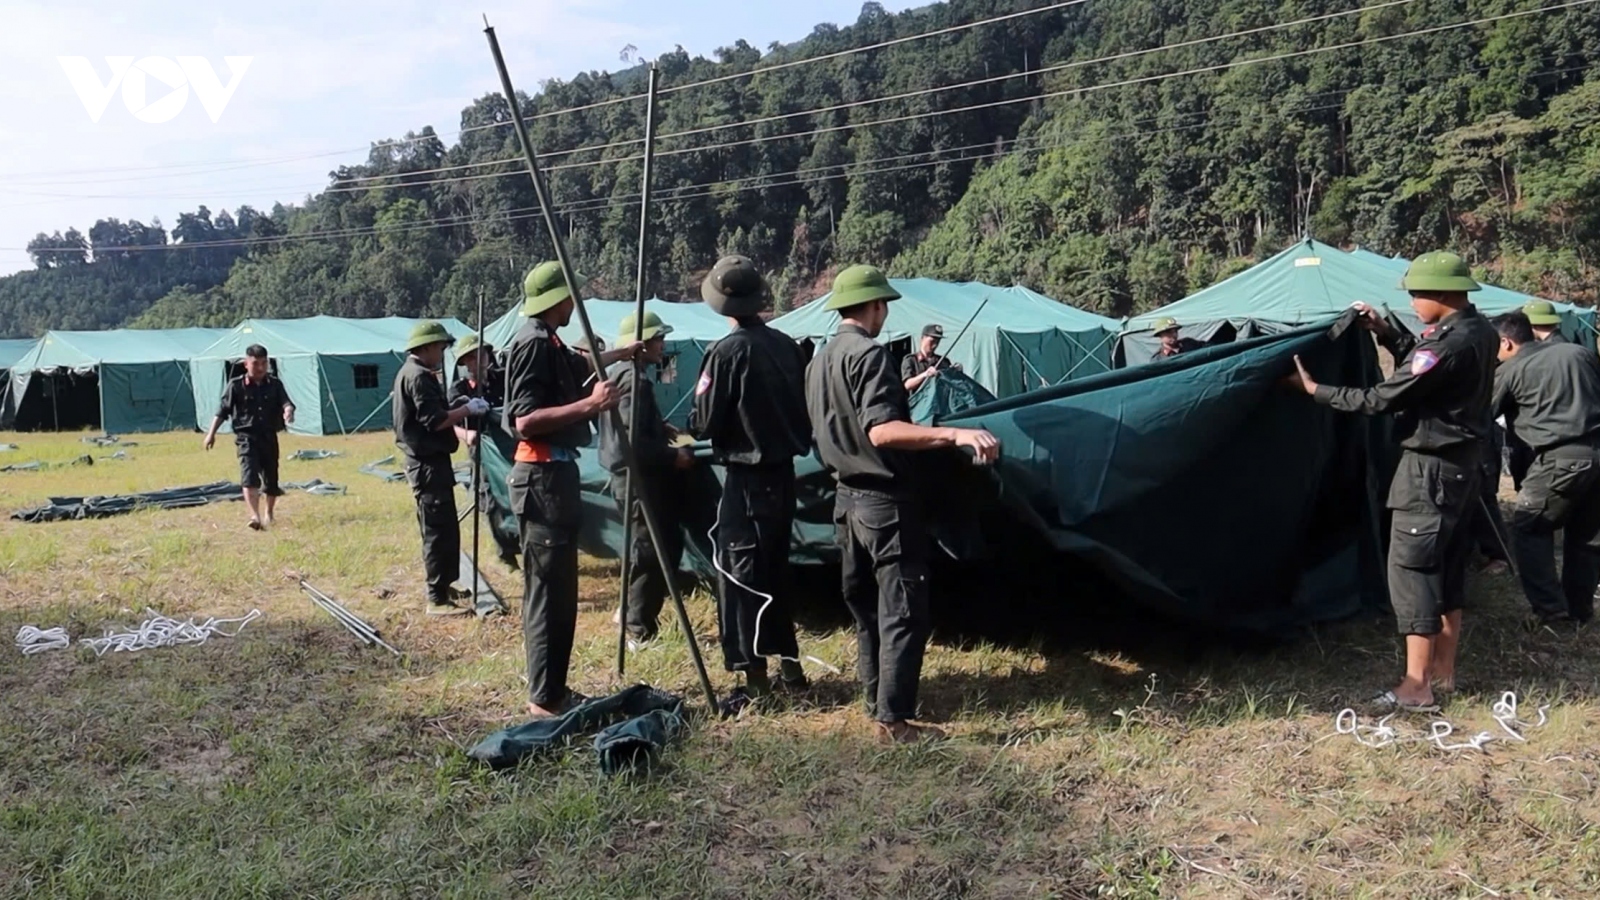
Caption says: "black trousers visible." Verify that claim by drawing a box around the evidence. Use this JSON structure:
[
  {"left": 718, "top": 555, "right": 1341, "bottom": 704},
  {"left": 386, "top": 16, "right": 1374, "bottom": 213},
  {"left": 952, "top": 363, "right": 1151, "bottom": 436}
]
[
  {"left": 715, "top": 464, "right": 800, "bottom": 673},
  {"left": 1510, "top": 444, "right": 1600, "bottom": 623},
  {"left": 236, "top": 431, "right": 282, "bottom": 496},
  {"left": 404, "top": 454, "right": 459, "bottom": 603},
  {"left": 511, "top": 460, "right": 582, "bottom": 708},
  {"left": 613, "top": 468, "right": 687, "bottom": 641},
  {"left": 1386, "top": 451, "right": 1478, "bottom": 636},
  {"left": 836, "top": 486, "right": 931, "bottom": 723}
]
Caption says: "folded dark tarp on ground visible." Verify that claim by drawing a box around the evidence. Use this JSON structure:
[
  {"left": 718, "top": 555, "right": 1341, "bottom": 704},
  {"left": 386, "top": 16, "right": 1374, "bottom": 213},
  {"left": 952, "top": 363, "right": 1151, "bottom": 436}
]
[
  {"left": 80, "top": 435, "right": 136, "bottom": 447},
  {"left": 359, "top": 456, "right": 407, "bottom": 483},
  {"left": 2, "top": 455, "right": 96, "bottom": 473},
  {"left": 12, "top": 478, "right": 346, "bottom": 522},
  {"left": 468, "top": 684, "right": 686, "bottom": 774},
  {"left": 288, "top": 449, "right": 341, "bottom": 461},
  {"left": 0, "top": 443, "right": 18, "bottom": 452}
]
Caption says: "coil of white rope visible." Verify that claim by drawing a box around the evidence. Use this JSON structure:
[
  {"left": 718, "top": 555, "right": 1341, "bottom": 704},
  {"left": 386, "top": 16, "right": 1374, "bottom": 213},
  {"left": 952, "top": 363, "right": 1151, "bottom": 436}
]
[{"left": 15, "top": 625, "right": 71, "bottom": 655}]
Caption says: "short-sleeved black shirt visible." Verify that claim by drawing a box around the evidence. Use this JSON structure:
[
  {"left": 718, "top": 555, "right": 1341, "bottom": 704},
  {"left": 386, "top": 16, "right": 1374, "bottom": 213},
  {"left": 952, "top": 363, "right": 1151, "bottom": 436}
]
[
  {"left": 503, "top": 317, "right": 593, "bottom": 452},
  {"left": 805, "top": 323, "right": 916, "bottom": 494},
  {"left": 218, "top": 374, "right": 291, "bottom": 436},
  {"left": 599, "top": 362, "right": 676, "bottom": 475},
  {"left": 393, "top": 356, "right": 459, "bottom": 459}
]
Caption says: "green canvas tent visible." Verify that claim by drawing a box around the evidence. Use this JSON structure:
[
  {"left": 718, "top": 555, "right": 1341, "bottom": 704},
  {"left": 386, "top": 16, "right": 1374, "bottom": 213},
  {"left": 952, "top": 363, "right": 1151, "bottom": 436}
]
[
  {"left": 486, "top": 298, "right": 735, "bottom": 427},
  {"left": 191, "top": 316, "right": 473, "bottom": 435},
  {"left": 0, "top": 337, "right": 38, "bottom": 429},
  {"left": 770, "top": 279, "right": 1121, "bottom": 397},
  {"left": 8, "top": 328, "right": 229, "bottom": 433},
  {"left": 476, "top": 311, "right": 1392, "bottom": 636},
  {"left": 1121, "top": 240, "right": 1597, "bottom": 364}
]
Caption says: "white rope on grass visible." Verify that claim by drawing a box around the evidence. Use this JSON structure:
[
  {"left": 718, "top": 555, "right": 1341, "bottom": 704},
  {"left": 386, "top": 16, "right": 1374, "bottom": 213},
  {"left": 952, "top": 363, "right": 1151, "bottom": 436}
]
[
  {"left": 1334, "top": 692, "right": 1545, "bottom": 754},
  {"left": 77, "top": 608, "right": 263, "bottom": 657},
  {"left": 1491, "top": 691, "right": 1549, "bottom": 742},
  {"left": 15, "top": 626, "right": 70, "bottom": 655}
]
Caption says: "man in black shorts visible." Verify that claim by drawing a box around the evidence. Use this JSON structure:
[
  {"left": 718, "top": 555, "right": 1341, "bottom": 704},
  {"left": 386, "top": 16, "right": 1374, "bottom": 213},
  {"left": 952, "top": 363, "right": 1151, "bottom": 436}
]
[{"left": 204, "top": 344, "right": 295, "bottom": 530}]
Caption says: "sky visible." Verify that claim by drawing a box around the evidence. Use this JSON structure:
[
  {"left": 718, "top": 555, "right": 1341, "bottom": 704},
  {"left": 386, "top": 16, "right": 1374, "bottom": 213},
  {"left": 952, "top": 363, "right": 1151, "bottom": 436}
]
[{"left": 0, "top": 0, "right": 922, "bottom": 277}]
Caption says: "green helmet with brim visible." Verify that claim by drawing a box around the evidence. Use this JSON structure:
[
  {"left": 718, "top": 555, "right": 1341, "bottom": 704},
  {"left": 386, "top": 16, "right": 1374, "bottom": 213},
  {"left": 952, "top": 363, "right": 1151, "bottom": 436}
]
[
  {"left": 405, "top": 320, "right": 456, "bottom": 352},
  {"left": 1400, "top": 251, "right": 1481, "bottom": 293},
  {"left": 523, "top": 261, "right": 585, "bottom": 316},
  {"left": 823, "top": 264, "right": 901, "bottom": 312}
]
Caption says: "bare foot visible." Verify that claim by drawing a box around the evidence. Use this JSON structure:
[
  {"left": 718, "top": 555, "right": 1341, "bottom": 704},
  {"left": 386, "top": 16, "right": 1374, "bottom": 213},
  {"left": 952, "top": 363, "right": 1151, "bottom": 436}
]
[
  {"left": 526, "top": 702, "right": 561, "bottom": 719},
  {"left": 876, "top": 721, "right": 948, "bottom": 744},
  {"left": 248, "top": 518, "right": 263, "bottom": 531}
]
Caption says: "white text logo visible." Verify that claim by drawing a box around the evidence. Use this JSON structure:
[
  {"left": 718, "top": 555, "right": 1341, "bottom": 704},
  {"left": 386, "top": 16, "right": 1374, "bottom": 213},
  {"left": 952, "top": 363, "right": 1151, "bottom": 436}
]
[{"left": 58, "top": 56, "right": 252, "bottom": 124}]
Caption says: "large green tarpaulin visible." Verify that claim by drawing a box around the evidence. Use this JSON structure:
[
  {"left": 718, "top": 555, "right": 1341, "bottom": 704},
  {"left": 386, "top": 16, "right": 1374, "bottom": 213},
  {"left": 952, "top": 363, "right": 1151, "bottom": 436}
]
[
  {"left": 478, "top": 316, "right": 1389, "bottom": 635},
  {"left": 0, "top": 337, "right": 36, "bottom": 428},
  {"left": 191, "top": 316, "right": 473, "bottom": 435},
  {"left": 770, "top": 279, "right": 1122, "bottom": 397},
  {"left": 8, "top": 328, "right": 229, "bottom": 433},
  {"left": 486, "top": 298, "right": 734, "bottom": 428},
  {"left": 1122, "top": 240, "right": 1597, "bottom": 364}
]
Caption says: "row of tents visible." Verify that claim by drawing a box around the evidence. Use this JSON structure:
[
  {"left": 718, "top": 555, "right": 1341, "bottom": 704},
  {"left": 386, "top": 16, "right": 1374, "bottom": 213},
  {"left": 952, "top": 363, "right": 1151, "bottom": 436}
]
[{"left": 2, "top": 240, "right": 1593, "bottom": 435}]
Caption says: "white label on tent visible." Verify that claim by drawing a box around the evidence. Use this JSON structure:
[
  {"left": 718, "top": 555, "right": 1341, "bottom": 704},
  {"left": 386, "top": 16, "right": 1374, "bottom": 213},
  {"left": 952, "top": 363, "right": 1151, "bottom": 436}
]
[{"left": 1294, "top": 257, "right": 1323, "bottom": 267}]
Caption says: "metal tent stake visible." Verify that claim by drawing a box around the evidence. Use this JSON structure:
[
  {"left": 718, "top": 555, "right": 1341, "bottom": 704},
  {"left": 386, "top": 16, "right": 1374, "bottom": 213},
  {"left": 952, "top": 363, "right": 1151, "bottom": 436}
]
[
  {"left": 617, "top": 62, "right": 660, "bottom": 676},
  {"left": 483, "top": 22, "right": 718, "bottom": 711}
]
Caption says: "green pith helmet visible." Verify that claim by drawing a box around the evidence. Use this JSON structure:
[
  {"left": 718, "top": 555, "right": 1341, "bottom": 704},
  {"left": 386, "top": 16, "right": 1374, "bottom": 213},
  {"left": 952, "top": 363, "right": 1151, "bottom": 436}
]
[
  {"left": 523, "top": 261, "right": 585, "bottom": 316},
  {"left": 1523, "top": 300, "right": 1561, "bottom": 326},
  {"left": 823, "top": 264, "right": 901, "bottom": 312},
  {"left": 1152, "top": 316, "right": 1180, "bottom": 336},
  {"left": 1400, "top": 251, "right": 1481, "bottom": 293},
  {"left": 453, "top": 333, "right": 491, "bottom": 360},
  {"left": 701, "top": 255, "right": 770, "bottom": 317},
  {"left": 618, "top": 311, "right": 674, "bottom": 346},
  {"left": 406, "top": 320, "right": 455, "bottom": 352}
]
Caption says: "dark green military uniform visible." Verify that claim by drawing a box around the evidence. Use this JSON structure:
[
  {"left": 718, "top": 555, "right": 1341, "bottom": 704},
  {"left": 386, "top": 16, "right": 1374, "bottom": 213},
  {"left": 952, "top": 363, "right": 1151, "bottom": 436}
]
[
  {"left": 807, "top": 267, "right": 934, "bottom": 723},
  {"left": 449, "top": 341, "right": 516, "bottom": 566},
  {"left": 217, "top": 373, "right": 292, "bottom": 497},
  {"left": 393, "top": 352, "right": 461, "bottom": 606},
  {"left": 600, "top": 353, "right": 685, "bottom": 643},
  {"left": 1312, "top": 307, "right": 1498, "bottom": 634},
  {"left": 1494, "top": 339, "right": 1600, "bottom": 623},
  {"left": 692, "top": 257, "right": 811, "bottom": 678},
  {"left": 505, "top": 261, "right": 593, "bottom": 711},
  {"left": 691, "top": 319, "right": 810, "bottom": 673}
]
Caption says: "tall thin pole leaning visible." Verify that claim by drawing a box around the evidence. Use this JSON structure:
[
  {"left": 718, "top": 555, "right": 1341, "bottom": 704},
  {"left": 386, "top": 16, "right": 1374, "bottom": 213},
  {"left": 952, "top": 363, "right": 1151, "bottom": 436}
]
[
  {"left": 472, "top": 287, "right": 486, "bottom": 612},
  {"left": 617, "top": 62, "right": 660, "bottom": 676},
  {"left": 483, "top": 23, "right": 718, "bottom": 710}
]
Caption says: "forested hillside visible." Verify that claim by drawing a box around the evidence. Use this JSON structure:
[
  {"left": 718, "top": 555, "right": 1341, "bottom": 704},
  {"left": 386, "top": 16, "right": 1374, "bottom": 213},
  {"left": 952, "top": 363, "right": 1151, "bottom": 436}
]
[{"left": 3, "top": 0, "right": 1598, "bottom": 338}]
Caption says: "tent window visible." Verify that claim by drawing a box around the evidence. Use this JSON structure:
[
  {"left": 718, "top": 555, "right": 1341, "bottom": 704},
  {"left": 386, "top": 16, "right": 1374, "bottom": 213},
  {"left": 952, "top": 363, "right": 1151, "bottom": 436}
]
[{"left": 352, "top": 364, "right": 380, "bottom": 390}]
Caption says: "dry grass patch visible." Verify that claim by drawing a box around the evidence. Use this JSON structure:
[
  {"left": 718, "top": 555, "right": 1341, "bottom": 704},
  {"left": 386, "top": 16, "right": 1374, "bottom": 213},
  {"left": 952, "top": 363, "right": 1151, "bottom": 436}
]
[{"left": 3, "top": 429, "right": 1600, "bottom": 897}]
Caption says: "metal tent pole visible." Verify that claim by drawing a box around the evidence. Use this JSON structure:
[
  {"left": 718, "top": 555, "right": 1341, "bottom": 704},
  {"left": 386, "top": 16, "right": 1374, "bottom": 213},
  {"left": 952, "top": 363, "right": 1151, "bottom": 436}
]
[
  {"left": 617, "top": 62, "right": 660, "bottom": 676},
  {"left": 483, "top": 22, "right": 717, "bottom": 711}
]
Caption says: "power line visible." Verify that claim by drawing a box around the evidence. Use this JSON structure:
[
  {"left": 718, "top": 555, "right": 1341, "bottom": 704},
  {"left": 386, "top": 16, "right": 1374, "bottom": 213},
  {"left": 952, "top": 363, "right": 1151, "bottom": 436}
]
[
  {"left": 657, "top": 0, "right": 1089, "bottom": 97},
  {"left": 14, "top": 4, "right": 1597, "bottom": 253},
  {"left": 286, "top": 0, "right": 1589, "bottom": 198},
  {"left": 1, "top": 1, "right": 1083, "bottom": 184}
]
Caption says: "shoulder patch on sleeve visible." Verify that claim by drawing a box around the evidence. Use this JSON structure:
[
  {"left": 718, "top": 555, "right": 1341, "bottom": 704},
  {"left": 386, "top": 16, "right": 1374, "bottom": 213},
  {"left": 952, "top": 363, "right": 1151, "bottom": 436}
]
[
  {"left": 696, "top": 371, "right": 712, "bottom": 396},
  {"left": 1411, "top": 349, "right": 1440, "bottom": 376}
]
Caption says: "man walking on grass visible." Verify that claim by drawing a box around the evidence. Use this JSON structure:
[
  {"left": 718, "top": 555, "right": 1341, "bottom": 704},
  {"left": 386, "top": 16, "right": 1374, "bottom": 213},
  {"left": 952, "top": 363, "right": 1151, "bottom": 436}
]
[
  {"left": 204, "top": 344, "right": 294, "bottom": 531},
  {"left": 394, "top": 321, "right": 490, "bottom": 617},
  {"left": 1286, "top": 252, "right": 1498, "bottom": 712}
]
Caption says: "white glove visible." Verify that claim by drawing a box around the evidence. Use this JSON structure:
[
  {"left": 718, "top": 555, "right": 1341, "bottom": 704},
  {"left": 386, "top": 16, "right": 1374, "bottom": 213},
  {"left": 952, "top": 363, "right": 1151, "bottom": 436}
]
[{"left": 465, "top": 397, "right": 491, "bottom": 416}]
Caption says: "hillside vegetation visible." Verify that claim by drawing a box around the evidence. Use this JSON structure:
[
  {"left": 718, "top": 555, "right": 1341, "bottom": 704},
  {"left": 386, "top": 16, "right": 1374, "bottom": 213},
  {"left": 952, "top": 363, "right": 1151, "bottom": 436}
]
[{"left": 3, "top": 0, "right": 1598, "bottom": 337}]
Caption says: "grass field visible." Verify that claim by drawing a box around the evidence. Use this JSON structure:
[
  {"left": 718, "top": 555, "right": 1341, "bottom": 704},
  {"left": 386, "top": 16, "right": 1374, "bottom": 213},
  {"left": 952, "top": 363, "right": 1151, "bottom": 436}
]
[{"left": 3, "top": 429, "right": 1599, "bottom": 898}]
